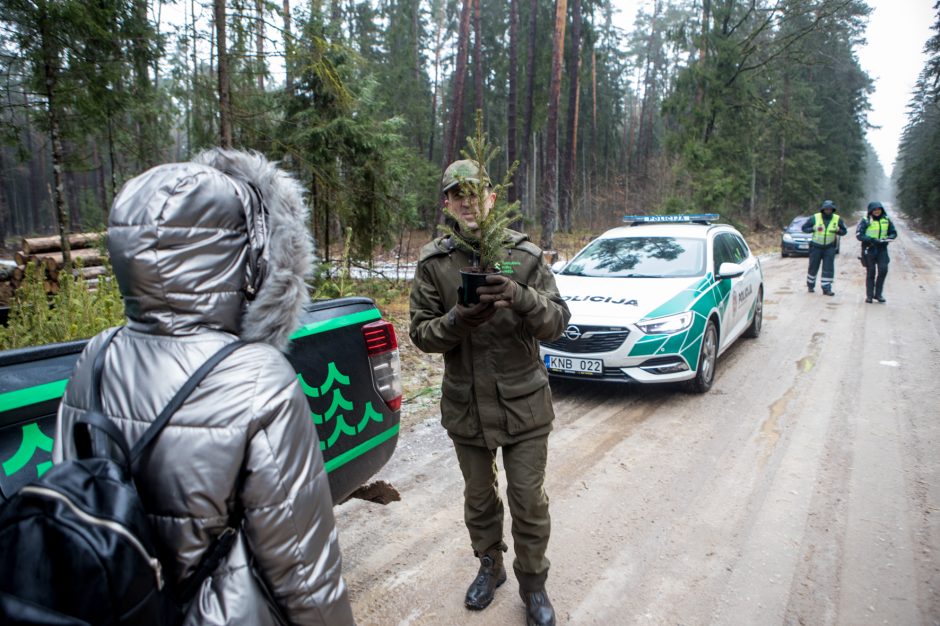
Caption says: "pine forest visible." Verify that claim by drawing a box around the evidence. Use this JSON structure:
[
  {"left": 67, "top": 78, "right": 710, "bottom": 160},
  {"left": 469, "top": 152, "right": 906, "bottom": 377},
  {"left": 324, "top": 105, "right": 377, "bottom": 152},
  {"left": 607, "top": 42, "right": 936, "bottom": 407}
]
[{"left": 0, "top": 0, "right": 938, "bottom": 266}]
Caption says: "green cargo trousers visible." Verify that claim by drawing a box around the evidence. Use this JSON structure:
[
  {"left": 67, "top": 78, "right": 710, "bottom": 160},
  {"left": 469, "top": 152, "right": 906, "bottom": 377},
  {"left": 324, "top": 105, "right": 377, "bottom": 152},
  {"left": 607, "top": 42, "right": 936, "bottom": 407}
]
[{"left": 452, "top": 435, "right": 551, "bottom": 591}]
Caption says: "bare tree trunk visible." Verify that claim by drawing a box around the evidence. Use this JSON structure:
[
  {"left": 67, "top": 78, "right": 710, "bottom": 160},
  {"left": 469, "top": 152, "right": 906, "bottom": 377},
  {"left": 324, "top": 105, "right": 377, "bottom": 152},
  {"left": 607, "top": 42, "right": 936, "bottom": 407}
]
[
  {"left": 188, "top": 0, "right": 199, "bottom": 155},
  {"left": 520, "top": 0, "right": 538, "bottom": 216},
  {"left": 428, "top": 0, "right": 445, "bottom": 162},
  {"left": 696, "top": 0, "right": 710, "bottom": 106},
  {"left": 541, "top": 0, "right": 567, "bottom": 251},
  {"left": 256, "top": 0, "right": 266, "bottom": 91},
  {"left": 443, "top": 0, "right": 472, "bottom": 167},
  {"left": 92, "top": 140, "right": 108, "bottom": 215},
  {"left": 507, "top": 0, "right": 519, "bottom": 207},
  {"left": 214, "top": 0, "right": 233, "bottom": 149},
  {"left": 41, "top": 33, "right": 71, "bottom": 264},
  {"left": 412, "top": 0, "right": 425, "bottom": 154},
  {"left": 749, "top": 155, "right": 757, "bottom": 225},
  {"left": 133, "top": 0, "right": 156, "bottom": 170},
  {"left": 0, "top": 149, "right": 9, "bottom": 247},
  {"left": 282, "top": 0, "right": 293, "bottom": 95},
  {"left": 560, "top": 0, "right": 582, "bottom": 233},
  {"left": 24, "top": 116, "right": 43, "bottom": 233},
  {"left": 636, "top": 1, "right": 660, "bottom": 181},
  {"left": 590, "top": 46, "right": 597, "bottom": 196},
  {"left": 473, "top": 0, "right": 483, "bottom": 115},
  {"left": 64, "top": 142, "right": 81, "bottom": 232}
]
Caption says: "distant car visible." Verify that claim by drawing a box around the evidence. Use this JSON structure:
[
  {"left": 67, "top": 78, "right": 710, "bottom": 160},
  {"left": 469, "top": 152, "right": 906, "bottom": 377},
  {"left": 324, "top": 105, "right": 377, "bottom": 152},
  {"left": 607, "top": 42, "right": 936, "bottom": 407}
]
[
  {"left": 781, "top": 215, "right": 840, "bottom": 256},
  {"left": 540, "top": 214, "right": 764, "bottom": 393}
]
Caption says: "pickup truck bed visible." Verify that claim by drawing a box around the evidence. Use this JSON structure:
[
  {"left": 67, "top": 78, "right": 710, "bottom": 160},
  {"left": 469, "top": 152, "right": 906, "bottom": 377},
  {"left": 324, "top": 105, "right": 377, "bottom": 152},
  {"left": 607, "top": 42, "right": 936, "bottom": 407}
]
[{"left": 0, "top": 296, "right": 400, "bottom": 505}]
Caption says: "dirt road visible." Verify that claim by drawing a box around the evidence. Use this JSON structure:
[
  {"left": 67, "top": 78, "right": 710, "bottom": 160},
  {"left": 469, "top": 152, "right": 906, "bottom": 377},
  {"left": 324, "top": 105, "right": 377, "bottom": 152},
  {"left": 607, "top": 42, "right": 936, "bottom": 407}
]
[{"left": 335, "top": 215, "right": 940, "bottom": 625}]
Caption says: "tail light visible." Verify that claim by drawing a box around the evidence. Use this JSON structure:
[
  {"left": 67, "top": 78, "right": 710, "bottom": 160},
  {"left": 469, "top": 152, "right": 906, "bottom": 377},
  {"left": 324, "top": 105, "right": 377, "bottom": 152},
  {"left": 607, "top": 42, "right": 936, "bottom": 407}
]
[{"left": 362, "top": 320, "right": 402, "bottom": 411}]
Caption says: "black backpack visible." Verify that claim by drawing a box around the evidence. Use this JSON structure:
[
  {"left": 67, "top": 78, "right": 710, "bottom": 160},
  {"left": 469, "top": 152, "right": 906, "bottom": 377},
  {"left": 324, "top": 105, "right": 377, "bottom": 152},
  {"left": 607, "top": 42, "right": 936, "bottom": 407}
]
[{"left": 0, "top": 330, "right": 245, "bottom": 625}]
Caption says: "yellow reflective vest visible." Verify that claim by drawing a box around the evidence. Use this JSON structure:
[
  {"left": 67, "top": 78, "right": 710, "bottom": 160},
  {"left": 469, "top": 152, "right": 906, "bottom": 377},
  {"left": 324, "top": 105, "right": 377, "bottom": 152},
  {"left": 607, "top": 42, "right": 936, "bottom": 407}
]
[
  {"left": 865, "top": 217, "right": 890, "bottom": 240},
  {"left": 812, "top": 212, "right": 841, "bottom": 246}
]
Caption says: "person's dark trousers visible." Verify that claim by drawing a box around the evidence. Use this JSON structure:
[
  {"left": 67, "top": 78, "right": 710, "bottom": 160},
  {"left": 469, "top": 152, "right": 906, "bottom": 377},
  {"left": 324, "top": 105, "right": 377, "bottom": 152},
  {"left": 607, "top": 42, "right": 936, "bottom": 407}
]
[
  {"left": 807, "top": 245, "right": 837, "bottom": 292},
  {"left": 865, "top": 245, "right": 890, "bottom": 299},
  {"left": 452, "top": 435, "right": 551, "bottom": 591}
]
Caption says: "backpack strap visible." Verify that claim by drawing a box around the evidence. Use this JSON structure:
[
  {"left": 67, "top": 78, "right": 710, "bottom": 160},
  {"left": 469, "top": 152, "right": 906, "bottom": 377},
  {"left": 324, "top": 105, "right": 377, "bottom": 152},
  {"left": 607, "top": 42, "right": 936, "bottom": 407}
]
[
  {"left": 130, "top": 339, "right": 246, "bottom": 464},
  {"left": 73, "top": 327, "right": 130, "bottom": 463}
]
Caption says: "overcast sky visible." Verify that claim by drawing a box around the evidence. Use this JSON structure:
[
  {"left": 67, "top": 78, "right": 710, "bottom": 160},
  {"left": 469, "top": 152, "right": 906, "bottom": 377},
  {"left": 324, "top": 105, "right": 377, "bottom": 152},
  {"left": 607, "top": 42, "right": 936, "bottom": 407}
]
[
  {"left": 613, "top": 0, "right": 936, "bottom": 175},
  {"left": 856, "top": 0, "right": 935, "bottom": 173}
]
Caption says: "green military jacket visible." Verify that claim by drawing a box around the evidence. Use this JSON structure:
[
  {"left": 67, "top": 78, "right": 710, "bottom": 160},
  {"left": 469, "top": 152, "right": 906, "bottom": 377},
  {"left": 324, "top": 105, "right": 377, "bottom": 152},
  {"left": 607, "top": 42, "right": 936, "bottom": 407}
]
[{"left": 409, "top": 230, "right": 571, "bottom": 449}]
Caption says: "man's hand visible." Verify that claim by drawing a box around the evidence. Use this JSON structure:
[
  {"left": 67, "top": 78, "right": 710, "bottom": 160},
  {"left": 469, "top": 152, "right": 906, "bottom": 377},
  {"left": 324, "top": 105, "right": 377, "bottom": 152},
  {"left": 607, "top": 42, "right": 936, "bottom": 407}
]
[
  {"left": 454, "top": 301, "right": 497, "bottom": 327},
  {"left": 476, "top": 274, "right": 517, "bottom": 309}
]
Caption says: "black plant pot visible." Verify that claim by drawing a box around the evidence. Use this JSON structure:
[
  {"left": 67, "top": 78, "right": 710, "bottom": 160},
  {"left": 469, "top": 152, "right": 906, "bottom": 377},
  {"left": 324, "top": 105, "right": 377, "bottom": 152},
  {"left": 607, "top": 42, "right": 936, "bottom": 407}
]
[{"left": 459, "top": 268, "right": 499, "bottom": 305}]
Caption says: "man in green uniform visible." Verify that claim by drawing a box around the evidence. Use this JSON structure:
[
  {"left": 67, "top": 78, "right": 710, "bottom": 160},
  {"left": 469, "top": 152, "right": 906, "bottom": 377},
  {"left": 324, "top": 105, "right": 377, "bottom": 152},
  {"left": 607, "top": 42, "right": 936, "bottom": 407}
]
[{"left": 409, "top": 160, "right": 570, "bottom": 626}]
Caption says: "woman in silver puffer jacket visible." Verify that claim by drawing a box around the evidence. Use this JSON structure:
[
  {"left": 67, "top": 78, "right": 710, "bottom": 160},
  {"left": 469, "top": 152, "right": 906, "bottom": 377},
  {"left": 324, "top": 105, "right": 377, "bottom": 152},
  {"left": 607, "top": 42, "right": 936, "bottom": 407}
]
[{"left": 52, "top": 149, "right": 355, "bottom": 625}]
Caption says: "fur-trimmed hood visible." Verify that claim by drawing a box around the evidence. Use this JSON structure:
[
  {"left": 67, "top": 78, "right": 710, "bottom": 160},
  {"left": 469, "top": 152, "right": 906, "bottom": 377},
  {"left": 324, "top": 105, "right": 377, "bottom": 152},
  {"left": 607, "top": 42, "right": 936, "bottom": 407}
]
[{"left": 108, "top": 149, "right": 312, "bottom": 350}]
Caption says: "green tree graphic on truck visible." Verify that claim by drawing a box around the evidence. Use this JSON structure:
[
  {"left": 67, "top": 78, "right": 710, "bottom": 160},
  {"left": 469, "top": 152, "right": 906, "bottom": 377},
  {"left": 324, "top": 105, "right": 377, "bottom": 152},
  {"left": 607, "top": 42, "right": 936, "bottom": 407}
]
[{"left": 298, "top": 362, "right": 386, "bottom": 450}]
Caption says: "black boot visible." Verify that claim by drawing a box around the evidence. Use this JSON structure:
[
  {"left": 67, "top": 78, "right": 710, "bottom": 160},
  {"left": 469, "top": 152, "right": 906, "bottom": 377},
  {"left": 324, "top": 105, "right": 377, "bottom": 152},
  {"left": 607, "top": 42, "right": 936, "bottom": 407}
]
[
  {"left": 520, "top": 589, "right": 556, "bottom": 626},
  {"left": 465, "top": 554, "right": 506, "bottom": 610},
  {"left": 822, "top": 287, "right": 834, "bottom": 296},
  {"left": 875, "top": 295, "right": 886, "bottom": 303},
  {"left": 807, "top": 284, "right": 815, "bottom": 293}
]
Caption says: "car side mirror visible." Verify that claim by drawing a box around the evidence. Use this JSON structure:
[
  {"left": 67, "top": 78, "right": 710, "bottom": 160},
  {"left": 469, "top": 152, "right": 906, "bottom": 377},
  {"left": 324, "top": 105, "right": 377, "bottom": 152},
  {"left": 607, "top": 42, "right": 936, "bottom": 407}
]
[
  {"left": 551, "top": 260, "right": 566, "bottom": 273},
  {"left": 717, "top": 262, "right": 745, "bottom": 279}
]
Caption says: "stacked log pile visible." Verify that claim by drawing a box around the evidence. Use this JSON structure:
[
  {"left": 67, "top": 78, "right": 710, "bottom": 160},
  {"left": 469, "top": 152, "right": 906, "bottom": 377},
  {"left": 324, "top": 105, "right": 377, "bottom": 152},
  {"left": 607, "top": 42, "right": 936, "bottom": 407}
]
[{"left": 2, "top": 232, "right": 107, "bottom": 301}]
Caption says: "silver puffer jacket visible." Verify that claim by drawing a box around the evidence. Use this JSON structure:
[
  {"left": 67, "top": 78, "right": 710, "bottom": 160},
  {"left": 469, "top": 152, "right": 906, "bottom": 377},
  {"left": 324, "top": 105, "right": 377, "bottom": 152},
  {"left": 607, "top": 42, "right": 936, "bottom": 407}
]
[{"left": 53, "top": 150, "right": 355, "bottom": 625}]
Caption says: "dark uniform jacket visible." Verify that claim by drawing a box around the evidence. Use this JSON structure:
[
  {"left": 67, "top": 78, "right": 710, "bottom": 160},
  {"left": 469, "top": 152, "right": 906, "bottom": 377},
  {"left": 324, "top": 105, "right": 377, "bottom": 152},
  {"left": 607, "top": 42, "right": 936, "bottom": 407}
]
[{"left": 409, "top": 230, "right": 571, "bottom": 449}]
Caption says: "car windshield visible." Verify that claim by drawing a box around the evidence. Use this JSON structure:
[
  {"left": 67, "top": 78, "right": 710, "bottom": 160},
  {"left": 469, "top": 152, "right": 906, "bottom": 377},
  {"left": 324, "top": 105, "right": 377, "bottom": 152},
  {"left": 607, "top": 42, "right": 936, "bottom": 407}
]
[
  {"left": 561, "top": 236, "right": 706, "bottom": 278},
  {"left": 788, "top": 217, "right": 807, "bottom": 230}
]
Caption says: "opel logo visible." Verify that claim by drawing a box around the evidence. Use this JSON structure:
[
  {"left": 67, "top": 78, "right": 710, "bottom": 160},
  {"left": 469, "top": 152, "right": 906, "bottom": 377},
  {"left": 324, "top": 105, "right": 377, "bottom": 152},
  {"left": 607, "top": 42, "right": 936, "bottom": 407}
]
[{"left": 564, "top": 325, "right": 582, "bottom": 340}]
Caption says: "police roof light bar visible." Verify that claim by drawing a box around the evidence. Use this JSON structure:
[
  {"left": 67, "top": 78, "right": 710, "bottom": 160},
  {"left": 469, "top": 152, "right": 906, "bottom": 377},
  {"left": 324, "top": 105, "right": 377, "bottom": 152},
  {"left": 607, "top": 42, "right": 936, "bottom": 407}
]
[{"left": 623, "top": 214, "right": 720, "bottom": 224}]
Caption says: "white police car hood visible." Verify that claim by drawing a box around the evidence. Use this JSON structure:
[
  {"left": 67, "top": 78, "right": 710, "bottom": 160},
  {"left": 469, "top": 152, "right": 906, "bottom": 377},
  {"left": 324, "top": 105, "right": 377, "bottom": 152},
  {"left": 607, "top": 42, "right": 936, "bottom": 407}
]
[{"left": 554, "top": 273, "right": 704, "bottom": 325}]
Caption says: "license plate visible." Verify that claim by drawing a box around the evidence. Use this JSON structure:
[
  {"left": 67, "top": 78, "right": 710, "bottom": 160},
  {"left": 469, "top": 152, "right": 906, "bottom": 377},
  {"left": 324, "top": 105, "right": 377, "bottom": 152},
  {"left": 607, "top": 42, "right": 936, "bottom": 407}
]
[
  {"left": 797, "top": 244, "right": 808, "bottom": 250},
  {"left": 545, "top": 355, "right": 603, "bottom": 376}
]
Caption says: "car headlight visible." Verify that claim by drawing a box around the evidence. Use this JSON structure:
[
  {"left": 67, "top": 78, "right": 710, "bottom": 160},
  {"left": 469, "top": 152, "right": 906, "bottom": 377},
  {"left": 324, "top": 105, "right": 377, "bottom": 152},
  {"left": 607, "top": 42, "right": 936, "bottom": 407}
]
[
  {"left": 635, "top": 312, "right": 694, "bottom": 335},
  {"left": 782, "top": 233, "right": 794, "bottom": 243}
]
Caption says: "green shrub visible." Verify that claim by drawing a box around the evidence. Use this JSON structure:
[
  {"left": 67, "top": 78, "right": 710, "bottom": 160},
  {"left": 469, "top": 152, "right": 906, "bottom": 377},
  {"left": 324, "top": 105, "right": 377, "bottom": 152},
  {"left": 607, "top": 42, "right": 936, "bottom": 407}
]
[{"left": 0, "top": 261, "right": 124, "bottom": 350}]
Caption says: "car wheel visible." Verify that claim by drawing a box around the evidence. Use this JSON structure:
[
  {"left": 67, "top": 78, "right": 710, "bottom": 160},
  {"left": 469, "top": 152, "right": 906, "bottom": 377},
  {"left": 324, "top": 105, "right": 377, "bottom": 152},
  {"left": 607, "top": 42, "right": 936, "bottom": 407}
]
[
  {"left": 688, "top": 319, "right": 718, "bottom": 394},
  {"left": 781, "top": 248, "right": 789, "bottom": 258},
  {"left": 744, "top": 287, "right": 763, "bottom": 339}
]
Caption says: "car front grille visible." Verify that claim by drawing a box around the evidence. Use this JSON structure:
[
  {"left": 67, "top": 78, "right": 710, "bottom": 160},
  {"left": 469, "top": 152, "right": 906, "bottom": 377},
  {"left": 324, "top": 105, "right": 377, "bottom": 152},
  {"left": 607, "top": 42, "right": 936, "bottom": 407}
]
[{"left": 542, "top": 326, "right": 630, "bottom": 354}]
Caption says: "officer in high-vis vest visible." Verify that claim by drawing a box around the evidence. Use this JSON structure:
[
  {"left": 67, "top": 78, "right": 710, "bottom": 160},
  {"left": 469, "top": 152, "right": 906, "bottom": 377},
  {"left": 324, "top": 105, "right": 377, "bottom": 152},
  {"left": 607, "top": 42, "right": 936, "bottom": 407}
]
[
  {"left": 801, "top": 200, "right": 847, "bottom": 295},
  {"left": 855, "top": 200, "right": 898, "bottom": 303}
]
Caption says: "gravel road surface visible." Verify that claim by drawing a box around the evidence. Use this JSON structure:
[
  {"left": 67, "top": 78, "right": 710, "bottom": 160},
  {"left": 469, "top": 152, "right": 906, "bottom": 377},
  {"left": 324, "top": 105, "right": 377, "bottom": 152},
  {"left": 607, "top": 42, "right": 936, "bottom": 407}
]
[{"left": 335, "top": 214, "right": 940, "bottom": 626}]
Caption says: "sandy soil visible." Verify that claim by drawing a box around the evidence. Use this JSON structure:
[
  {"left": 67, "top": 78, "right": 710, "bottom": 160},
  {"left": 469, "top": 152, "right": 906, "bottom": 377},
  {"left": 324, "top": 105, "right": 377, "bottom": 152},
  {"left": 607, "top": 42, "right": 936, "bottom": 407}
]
[{"left": 337, "top": 215, "right": 940, "bottom": 626}]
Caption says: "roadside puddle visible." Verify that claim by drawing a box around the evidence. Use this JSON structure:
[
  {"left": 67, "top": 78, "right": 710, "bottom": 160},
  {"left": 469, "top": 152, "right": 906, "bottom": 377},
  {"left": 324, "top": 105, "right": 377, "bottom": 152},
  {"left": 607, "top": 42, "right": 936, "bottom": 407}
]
[
  {"left": 759, "top": 333, "right": 823, "bottom": 465},
  {"left": 796, "top": 332, "right": 824, "bottom": 372}
]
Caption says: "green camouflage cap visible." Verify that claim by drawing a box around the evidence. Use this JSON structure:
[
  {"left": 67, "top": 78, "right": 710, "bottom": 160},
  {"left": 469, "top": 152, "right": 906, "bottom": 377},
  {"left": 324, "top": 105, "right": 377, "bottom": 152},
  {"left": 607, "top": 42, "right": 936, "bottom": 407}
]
[{"left": 441, "top": 159, "right": 489, "bottom": 193}]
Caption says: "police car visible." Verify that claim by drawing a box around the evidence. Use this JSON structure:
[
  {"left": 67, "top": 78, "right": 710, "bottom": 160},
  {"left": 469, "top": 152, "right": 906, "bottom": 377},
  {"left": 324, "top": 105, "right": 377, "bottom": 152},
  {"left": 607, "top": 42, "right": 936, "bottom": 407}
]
[{"left": 541, "top": 214, "right": 763, "bottom": 393}]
